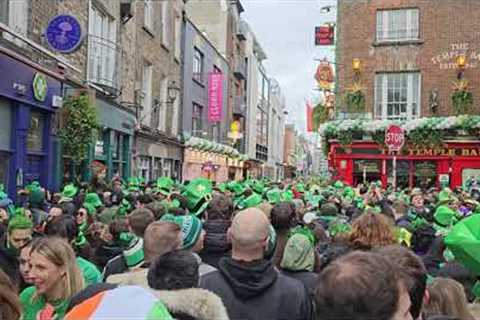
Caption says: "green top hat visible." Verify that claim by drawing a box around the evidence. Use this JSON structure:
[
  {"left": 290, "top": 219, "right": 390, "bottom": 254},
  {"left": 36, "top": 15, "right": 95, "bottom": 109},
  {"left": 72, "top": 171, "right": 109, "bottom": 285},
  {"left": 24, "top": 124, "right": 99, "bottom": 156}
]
[
  {"left": 438, "top": 189, "right": 452, "bottom": 204},
  {"left": 218, "top": 183, "right": 227, "bottom": 193},
  {"left": 181, "top": 178, "right": 213, "bottom": 216},
  {"left": 281, "top": 190, "right": 294, "bottom": 202},
  {"left": 266, "top": 188, "right": 282, "bottom": 205},
  {"left": 445, "top": 214, "right": 480, "bottom": 275},
  {"left": 62, "top": 184, "right": 78, "bottom": 199},
  {"left": 248, "top": 179, "right": 265, "bottom": 195},
  {"left": 342, "top": 186, "right": 355, "bottom": 198},
  {"left": 227, "top": 181, "right": 246, "bottom": 196},
  {"left": 83, "top": 193, "right": 103, "bottom": 215},
  {"left": 333, "top": 181, "right": 344, "bottom": 189},
  {"left": 156, "top": 177, "right": 174, "bottom": 195},
  {"left": 295, "top": 183, "right": 305, "bottom": 193},
  {"left": 128, "top": 177, "right": 140, "bottom": 192},
  {"left": 237, "top": 193, "right": 262, "bottom": 210},
  {"left": 434, "top": 205, "right": 458, "bottom": 227},
  {"left": 27, "top": 182, "right": 44, "bottom": 205}
]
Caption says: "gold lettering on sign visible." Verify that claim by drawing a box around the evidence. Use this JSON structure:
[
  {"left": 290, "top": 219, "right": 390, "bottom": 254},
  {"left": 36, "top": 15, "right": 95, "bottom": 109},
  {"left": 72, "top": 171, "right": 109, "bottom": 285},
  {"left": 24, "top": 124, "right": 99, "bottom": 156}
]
[
  {"left": 462, "top": 149, "right": 470, "bottom": 156},
  {"left": 448, "top": 149, "right": 456, "bottom": 156},
  {"left": 471, "top": 149, "right": 478, "bottom": 157},
  {"left": 432, "top": 43, "right": 480, "bottom": 70}
]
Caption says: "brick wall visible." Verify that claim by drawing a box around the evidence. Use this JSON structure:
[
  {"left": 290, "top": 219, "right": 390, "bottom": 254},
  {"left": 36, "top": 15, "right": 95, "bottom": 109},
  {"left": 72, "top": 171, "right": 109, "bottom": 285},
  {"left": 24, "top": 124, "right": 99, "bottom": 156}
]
[{"left": 337, "top": 0, "right": 480, "bottom": 118}]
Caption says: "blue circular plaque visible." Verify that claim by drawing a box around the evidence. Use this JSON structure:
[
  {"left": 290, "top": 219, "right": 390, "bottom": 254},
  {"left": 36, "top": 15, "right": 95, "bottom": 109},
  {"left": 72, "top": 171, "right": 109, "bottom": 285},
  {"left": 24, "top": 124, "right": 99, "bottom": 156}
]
[{"left": 45, "top": 15, "right": 83, "bottom": 53}]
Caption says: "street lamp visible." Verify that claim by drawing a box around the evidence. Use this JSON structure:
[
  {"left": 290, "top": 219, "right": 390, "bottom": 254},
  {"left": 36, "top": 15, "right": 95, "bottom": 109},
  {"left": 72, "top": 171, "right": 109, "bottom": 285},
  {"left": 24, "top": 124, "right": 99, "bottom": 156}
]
[{"left": 352, "top": 58, "right": 361, "bottom": 72}]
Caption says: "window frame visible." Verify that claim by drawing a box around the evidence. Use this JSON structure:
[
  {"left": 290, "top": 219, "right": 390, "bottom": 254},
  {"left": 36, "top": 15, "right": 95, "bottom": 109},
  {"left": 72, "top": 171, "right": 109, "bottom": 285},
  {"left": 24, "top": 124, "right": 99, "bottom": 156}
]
[
  {"left": 143, "top": 0, "right": 153, "bottom": 32},
  {"left": 192, "top": 103, "right": 203, "bottom": 136},
  {"left": 376, "top": 8, "right": 420, "bottom": 43},
  {"left": 193, "top": 47, "right": 204, "bottom": 84},
  {"left": 374, "top": 72, "right": 421, "bottom": 120}
]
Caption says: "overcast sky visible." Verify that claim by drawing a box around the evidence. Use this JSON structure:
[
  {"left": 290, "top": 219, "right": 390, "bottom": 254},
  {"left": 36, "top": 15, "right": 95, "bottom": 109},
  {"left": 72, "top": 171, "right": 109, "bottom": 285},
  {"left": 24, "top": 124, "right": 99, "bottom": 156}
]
[{"left": 242, "top": 0, "right": 336, "bottom": 135}]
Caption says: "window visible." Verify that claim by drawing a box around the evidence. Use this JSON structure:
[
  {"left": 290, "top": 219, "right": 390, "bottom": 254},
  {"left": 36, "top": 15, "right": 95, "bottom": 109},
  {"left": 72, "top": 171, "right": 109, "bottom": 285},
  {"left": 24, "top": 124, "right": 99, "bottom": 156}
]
[
  {"left": 144, "top": 0, "right": 153, "bottom": 31},
  {"left": 174, "top": 11, "right": 182, "bottom": 59},
  {"left": 27, "top": 112, "right": 44, "bottom": 152},
  {"left": 193, "top": 48, "right": 204, "bottom": 83},
  {"left": 139, "top": 157, "right": 151, "bottom": 181},
  {"left": 375, "top": 72, "right": 420, "bottom": 120},
  {"left": 88, "top": 5, "right": 117, "bottom": 87},
  {"left": 141, "top": 62, "right": 153, "bottom": 126},
  {"left": 153, "top": 158, "right": 162, "bottom": 180},
  {"left": 0, "top": 98, "right": 12, "bottom": 150},
  {"left": 256, "top": 107, "right": 268, "bottom": 147},
  {"left": 158, "top": 77, "right": 169, "bottom": 132},
  {"left": 1, "top": 0, "right": 28, "bottom": 44},
  {"left": 192, "top": 103, "right": 203, "bottom": 136},
  {"left": 161, "top": 0, "right": 171, "bottom": 47},
  {"left": 377, "top": 9, "right": 419, "bottom": 42}
]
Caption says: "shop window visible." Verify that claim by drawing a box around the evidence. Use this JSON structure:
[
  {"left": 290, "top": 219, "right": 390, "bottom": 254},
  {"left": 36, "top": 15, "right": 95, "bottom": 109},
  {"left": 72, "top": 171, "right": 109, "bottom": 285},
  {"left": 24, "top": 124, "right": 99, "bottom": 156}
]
[
  {"left": 0, "top": 98, "right": 12, "bottom": 150},
  {"left": 462, "top": 169, "right": 480, "bottom": 186},
  {"left": 138, "top": 157, "right": 151, "bottom": 182},
  {"left": 95, "top": 129, "right": 107, "bottom": 157},
  {"left": 376, "top": 9, "right": 419, "bottom": 42},
  {"left": 387, "top": 160, "right": 410, "bottom": 189},
  {"left": 375, "top": 72, "right": 420, "bottom": 120},
  {"left": 27, "top": 112, "right": 44, "bottom": 152},
  {"left": 414, "top": 161, "right": 436, "bottom": 190},
  {"left": 353, "top": 160, "right": 381, "bottom": 186},
  {"left": 0, "top": 152, "right": 9, "bottom": 188}
]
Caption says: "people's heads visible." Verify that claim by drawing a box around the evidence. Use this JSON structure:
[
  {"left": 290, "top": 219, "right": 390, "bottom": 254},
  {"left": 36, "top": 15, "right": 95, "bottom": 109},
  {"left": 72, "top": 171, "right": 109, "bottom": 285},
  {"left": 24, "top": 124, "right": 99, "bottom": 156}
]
[
  {"left": 44, "top": 215, "right": 77, "bottom": 243},
  {"left": 127, "top": 208, "right": 155, "bottom": 238},
  {"left": 143, "top": 221, "right": 183, "bottom": 262},
  {"left": 314, "top": 251, "right": 412, "bottom": 320},
  {"left": 349, "top": 213, "right": 396, "bottom": 250},
  {"left": 174, "top": 215, "right": 205, "bottom": 252},
  {"left": 205, "top": 194, "right": 234, "bottom": 220},
  {"left": 75, "top": 207, "right": 89, "bottom": 226},
  {"left": 411, "top": 193, "right": 424, "bottom": 209},
  {"left": 375, "top": 245, "right": 427, "bottom": 319},
  {"left": 19, "top": 241, "right": 33, "bottom": 285},
  {"left": 85, "top": 222, "right": 113, "bottom": 247},
  {"left": 144, "top": 202, "right": 166, "bottom": 220},
  {"left": 229, "top": 208, "right": 270, "bottom": 261},
  {"left": 136, "top": 194, "right": 153, "bottom": 208},
  {"left": 0, "top": 268, "right": 21, "bottom": 320},
  {"left": 48, "top": 205, "right": 64, "bottom": 219},
  {"left": 7, "top": 215, "right": 33, "bottom": 251},
  {"left": 270, "top": 201, "right": 296, "bottom": 230},
  {"left": 29, "top": 236, "right": 84, "bottom": 299},
  {"left": 0, "top": 207, "right": 8, "bottom": 224},
  {"left": 109, "top": 219, "right": 130, "bottom": 244},
  {"left": 424, "top": 278, "right": 475, "bottom": 320},
  {"left": 280, "top": 233, "right": 315, "bottom": 272},
  {"left": 147, "top": 250, "right": 199, "bottom": 290}
]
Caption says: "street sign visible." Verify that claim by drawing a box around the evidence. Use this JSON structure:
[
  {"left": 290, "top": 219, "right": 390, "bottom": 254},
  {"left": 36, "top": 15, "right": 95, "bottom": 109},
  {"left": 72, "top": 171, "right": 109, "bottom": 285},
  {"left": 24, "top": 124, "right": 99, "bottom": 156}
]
[{"left": 385, "top": 125, "right": 405, "bottom": 152}]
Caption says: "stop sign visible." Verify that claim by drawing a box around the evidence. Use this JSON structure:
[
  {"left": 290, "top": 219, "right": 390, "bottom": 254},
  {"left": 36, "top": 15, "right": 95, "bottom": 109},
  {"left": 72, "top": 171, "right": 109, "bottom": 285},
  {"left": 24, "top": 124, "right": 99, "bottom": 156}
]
[{"left": 385, "top": 125, "right": 405, "bottom": 152}]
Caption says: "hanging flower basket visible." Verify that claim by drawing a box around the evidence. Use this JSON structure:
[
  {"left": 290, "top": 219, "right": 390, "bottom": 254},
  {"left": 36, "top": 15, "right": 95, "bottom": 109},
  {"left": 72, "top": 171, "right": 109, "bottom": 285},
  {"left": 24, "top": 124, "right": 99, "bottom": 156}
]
[{"left": 452, "top": 80, "right": 474, "bottom": 115}]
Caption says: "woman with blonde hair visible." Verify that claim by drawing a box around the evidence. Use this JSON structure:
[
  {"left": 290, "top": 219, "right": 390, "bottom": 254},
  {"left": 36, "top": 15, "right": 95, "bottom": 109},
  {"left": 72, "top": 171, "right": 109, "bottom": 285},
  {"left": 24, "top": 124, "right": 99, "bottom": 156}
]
[
  {"left": 349, "top": 212, "right": 396, "bottom": 250},
  {"left": 19, "top": 236, "right": 84, "bottom": 319},
  {"left": 424, "top": 277, "right": 475, "bottom": 320}
]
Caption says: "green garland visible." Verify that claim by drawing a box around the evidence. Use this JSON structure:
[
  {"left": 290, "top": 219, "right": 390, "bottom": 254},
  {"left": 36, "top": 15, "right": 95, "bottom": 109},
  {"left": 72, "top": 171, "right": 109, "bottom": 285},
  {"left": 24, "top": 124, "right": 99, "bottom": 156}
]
[
  {"left": 372, "top": 131, "right": 386, "bottom": 148},
  {"left": 312, "top": 103, "right": 328, "bottom": 132},
  {"left": 408, "top": 127, "right": 443, "bottom": 148},
  {"left": 338, "top": 131, "right": 353, "bottom": 147}
]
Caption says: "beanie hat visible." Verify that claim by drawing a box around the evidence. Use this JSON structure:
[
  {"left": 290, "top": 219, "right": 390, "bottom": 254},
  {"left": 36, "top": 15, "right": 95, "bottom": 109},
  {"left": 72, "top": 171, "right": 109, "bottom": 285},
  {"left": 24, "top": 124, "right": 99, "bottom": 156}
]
[
  {"left": 161, "top": 214, "right": 203, "bottom": 250},
  {"left": 119, "top": 232, "right": 144, "bottom": 269}
]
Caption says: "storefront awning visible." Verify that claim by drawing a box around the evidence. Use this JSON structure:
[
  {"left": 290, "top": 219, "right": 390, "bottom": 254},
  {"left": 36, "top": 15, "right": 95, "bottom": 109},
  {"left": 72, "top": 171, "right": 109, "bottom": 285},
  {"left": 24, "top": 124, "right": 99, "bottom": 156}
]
[{"left": 97, "top": 98, "right": 136, "bottom": 135}]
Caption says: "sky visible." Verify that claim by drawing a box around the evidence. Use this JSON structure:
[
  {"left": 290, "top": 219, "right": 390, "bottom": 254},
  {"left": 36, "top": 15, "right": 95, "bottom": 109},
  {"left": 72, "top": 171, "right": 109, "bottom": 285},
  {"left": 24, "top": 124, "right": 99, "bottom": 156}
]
[{"left": 242, "top": 0, "right": 336, "bottom": 135}]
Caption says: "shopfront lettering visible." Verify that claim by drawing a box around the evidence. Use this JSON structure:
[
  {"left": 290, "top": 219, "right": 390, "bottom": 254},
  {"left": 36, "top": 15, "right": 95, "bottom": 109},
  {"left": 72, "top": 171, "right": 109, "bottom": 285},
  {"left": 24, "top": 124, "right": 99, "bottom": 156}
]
[
  {"left": 431, "top": 43, "right": 480, "bottom": 70},
  {"left": 408, "top": 147, "right": 480, "bottom": 157}
]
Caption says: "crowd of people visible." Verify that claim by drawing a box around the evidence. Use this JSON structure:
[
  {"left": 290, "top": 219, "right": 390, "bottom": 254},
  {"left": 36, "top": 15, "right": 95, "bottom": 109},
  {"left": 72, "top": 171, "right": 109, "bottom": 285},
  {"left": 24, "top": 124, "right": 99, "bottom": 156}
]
[{"left": 0, "top": 175, "right": 480, "bottom": 320}]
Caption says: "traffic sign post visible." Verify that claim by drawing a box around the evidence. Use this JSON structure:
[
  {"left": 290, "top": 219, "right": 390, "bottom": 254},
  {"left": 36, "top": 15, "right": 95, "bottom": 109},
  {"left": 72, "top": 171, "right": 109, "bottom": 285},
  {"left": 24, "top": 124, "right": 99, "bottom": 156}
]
[{"left": 385, "top": 125, "right": 405, "bottom": 190}]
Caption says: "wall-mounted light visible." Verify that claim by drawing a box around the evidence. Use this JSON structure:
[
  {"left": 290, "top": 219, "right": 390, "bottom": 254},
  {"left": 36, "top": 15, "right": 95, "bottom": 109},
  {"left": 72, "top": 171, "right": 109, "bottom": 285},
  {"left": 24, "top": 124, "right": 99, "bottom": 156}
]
[
  {"left": 167, "top": 80, "right": 181, "bottom": 103},
  {"left": 456, "top": 54, "right": 467, "bottom": 80},
  {"left": 352, "top": 58, "right": 361, "bottom": 72}
]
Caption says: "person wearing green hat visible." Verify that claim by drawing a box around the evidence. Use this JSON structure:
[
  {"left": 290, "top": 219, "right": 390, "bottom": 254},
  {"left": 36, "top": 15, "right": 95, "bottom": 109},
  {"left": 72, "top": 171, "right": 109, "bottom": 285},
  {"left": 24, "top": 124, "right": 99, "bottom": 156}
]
[
  {"left": 237, "top": 193, "right": 263, "bottom": 210},
  {"left": 83, "top": 193, "right": 104, "bottom": 216},
  {"left": 162, "top": 214, "right": 216, "bottom": 277},
  {"left": 434, "top": 205, "right": 459, "bottom": 234},
  {"left": 181, "top": 178, "right": 213, "bottom": 216}
]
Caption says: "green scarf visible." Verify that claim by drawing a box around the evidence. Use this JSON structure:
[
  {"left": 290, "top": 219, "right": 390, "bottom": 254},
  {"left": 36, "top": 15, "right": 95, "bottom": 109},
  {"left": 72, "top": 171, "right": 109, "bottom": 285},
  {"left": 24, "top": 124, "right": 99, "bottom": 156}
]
[{"left": 280, "top": 233, "right": 315, "bottom": 272}]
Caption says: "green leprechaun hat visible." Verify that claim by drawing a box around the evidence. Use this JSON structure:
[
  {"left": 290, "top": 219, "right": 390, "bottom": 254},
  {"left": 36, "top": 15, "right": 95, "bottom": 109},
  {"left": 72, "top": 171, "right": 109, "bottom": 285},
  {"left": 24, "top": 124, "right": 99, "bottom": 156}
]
[
  {"left": 226, "top": 181, "right": 246, "bottom": 197},
  {"left": 266, "top": 188, "right": 282, "bottom": 205},
  {"left": 83, "top": 193, "right": 103, "bottom": 215},
  {"left": 181, "top": 178, "right": 213, "bottom": 216},
  {"left": 61, "top": 184, "right": 78, "bottom": 200},
  {"left": 237, "top": 193, "right": 263, "bottom": 210},
  {"left": 156, "top": 177, "right": 174, "bottom": 196}
]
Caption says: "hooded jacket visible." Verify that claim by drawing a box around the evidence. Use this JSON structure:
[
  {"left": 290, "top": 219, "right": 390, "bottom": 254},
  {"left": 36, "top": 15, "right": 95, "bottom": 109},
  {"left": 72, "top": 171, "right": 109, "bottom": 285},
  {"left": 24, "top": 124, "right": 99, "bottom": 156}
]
[
  {"left": 199, "top": 220, "right": 231, "bottom": 269},
  {"left": 200, "top": 257, "right": 313, "bottom": 320},
  {"left": 154, "top": 288, "right": 229, "bottom": 320}
]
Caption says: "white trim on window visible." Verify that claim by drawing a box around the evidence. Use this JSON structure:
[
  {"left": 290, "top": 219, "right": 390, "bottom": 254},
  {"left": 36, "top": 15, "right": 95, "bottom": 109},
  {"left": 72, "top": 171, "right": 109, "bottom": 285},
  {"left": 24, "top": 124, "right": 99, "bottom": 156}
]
[
  {"left": 144, "top": 0, "right": 153, "bottom": 32},
  {"left": 376, "top": 8, "right": 419, "bottom": 42}
]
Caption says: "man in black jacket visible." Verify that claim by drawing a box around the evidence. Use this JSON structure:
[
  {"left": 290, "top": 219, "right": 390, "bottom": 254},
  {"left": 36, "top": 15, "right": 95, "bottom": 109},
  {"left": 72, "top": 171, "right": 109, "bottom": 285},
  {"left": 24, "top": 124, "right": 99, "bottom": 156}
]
[{"left": 200, "top": 207, "right": 313, "bottom": 320}]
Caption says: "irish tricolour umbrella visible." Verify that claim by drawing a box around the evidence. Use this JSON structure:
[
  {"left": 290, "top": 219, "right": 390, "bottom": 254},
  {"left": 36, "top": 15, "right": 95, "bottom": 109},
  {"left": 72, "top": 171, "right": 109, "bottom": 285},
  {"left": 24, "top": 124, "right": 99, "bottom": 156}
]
[
  {"left": 65, "top": 286, "right": 172, "bottom": 319},
  {"left": 445, "top": 214, "right": 480, "bottom": 275}
]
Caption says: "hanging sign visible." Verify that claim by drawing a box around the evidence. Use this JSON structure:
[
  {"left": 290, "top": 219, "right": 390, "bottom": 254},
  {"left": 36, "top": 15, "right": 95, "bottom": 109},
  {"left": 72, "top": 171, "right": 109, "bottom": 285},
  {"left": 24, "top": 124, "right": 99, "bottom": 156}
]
[
  {"left": 32, "top": 73, "right": 48, "bottom": 102},
  {"left": 314, "top": 61, "right": 335, "bottom": 91},
  {"left": 315, "top": 25, "right": 334, "bottom": 46},
  {"left": 208, "top": 72, "right": 224, "bottom": 123},
  {"left": 45, "top": 14, "right": 84, "bottom": 53}
]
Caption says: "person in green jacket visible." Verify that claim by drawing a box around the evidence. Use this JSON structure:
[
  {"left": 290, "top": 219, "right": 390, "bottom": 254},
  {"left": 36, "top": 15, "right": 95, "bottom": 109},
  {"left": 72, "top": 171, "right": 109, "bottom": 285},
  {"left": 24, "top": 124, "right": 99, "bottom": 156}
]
[{"left": 20, "top": 236, "right": 85, "bottom": 320}]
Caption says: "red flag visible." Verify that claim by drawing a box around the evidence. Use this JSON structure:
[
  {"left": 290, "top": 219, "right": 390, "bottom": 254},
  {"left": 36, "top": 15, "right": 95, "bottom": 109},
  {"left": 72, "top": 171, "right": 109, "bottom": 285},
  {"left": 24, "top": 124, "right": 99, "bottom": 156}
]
[{"left": 306, "top": 101, "right": 313, "bottom": 132}]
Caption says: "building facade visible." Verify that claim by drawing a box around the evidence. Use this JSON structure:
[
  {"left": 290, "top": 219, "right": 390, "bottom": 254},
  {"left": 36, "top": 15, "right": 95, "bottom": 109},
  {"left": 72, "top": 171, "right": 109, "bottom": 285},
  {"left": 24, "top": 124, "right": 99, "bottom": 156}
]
[
  {"left": 326, "top": 0, "right": 480, "bottom": 189},
  {"left": 283, "top": 124, "right": 296, "bottom": 178},
  {"left": 129, "top": 0, "right": 184, "bottom": 182},
  {"left": 268, "top": 78, "right": 286, "bottom": 180},
  {"left": 182, "top": 18, "right": 237, "bottom": 183}
]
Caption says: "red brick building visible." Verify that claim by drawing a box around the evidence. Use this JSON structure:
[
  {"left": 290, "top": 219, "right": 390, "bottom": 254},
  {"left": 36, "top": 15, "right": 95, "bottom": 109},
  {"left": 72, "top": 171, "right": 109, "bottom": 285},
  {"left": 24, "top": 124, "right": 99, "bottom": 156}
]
[
  {"left": 325, "top": 0, "right": 480, "bottom": 189},
  {"left": 337, "top": 0, "right": 480, "bottom": 119}
]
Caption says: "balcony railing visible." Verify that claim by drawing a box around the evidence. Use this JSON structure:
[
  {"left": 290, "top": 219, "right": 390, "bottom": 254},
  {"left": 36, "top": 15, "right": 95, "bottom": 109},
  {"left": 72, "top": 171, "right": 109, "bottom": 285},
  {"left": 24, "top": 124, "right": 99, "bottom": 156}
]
[
  {"left": 87, "top": 34, "right": 122, "bottom": 97},
  {"left": 233, "top": 95, "right": 246, "bottom": 116}
]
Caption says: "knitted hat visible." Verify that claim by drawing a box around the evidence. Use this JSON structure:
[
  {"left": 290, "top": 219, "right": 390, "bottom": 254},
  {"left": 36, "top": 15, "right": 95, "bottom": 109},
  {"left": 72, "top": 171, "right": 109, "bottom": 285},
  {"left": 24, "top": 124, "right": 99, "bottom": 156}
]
[
  {"left": 119, "top": 232, "right": 144, "bottom": 269},
  {"left": 167, "top": 215, "right": 203, "bottom": 250},
  {"left": 83, "top": 193, "right": 103, "bottom": 215}
]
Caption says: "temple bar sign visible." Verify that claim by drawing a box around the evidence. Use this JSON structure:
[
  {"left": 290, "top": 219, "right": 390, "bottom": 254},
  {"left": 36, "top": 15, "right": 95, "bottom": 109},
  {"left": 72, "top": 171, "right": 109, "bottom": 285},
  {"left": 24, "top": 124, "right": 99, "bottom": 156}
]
[
  {"left": 408, "top": 147, "right": 480, "bottom": 157},
  {"left": 431, "top": 43, "right": 480, "bottom": 70}
]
